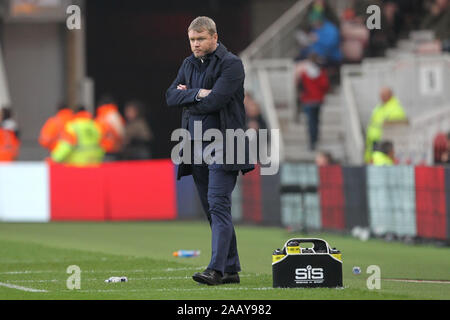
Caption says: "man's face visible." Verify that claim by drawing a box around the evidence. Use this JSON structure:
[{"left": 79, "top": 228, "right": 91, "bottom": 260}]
[
  {"left": 315, "top": 153, "right": 329, "bottom": 166},
  {"left": 188, "top": 29, "right": 218, "bottom": 58},
  {"left": 380, "top": 88, "right": 392, "bottom": 104},
  {"left": 124, "top": 105, "right": 138, "bottom": 121}
]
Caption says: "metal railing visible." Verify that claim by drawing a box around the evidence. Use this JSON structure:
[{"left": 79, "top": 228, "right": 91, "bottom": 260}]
[
  {"left": 350, "top": 54, "right": 450, "bottom": 128},
  {"left": 343, "top": 52, "right": 450, "bottom": 165},
  {"left": 0, "top": 42, "right": 11, "bottom": 109},
  {"left": 256, "top": 67, "right": 285, "bottom": 162},
  {"left": 240, "top": 0, "right": 313, "bottom": 163},
  {"left": 384, "top": 105, "right": 450, "bottom": 165},
  {"left": 240, "top": 0, "right": 313, "bottom": 61},
  {"left": 412, "top": 106, "right": 450, "bottom": 164},
  {"left": 341, "top": 65, "right": 365, "bottom": 165}
]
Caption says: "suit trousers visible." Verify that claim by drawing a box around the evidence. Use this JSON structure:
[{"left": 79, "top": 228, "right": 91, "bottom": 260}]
[{"left": 191, "top": 163, "right": 240, "bottom": 275}]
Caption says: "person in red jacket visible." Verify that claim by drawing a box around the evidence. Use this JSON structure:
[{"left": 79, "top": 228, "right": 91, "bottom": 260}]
[{"left": 298, "top": 53, "right": 330, "bottom": 151}]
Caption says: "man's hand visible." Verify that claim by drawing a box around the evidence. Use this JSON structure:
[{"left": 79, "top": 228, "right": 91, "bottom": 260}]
[
  {"left": 198, "top": 89, "right": 212, "bottom": 98},
  {"left": 177, "top": 84, "right": 188, "bottom": 90}
]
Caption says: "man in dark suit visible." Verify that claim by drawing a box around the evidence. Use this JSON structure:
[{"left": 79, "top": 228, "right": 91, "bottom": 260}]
[{"left": 166, "top": 16, "right": 254, "bottom": 285}]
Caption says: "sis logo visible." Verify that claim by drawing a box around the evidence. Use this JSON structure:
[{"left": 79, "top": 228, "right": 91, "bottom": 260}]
[{"left": 295, "top": 265, "right": 324, "bottom": 284}]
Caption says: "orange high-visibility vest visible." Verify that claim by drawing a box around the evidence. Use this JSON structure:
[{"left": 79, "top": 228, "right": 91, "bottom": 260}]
[
  {"left": 95, "top": 104, "right": 125, "bottom": 153},
  {"left": 38, "top": 108, "right": 74, "bottom": 152},
  {"left": 51, "top": 110, "right": 104, "bottom": 166},
  {"left": 0, "top": 128, "right": 20, "bottom": 161}
]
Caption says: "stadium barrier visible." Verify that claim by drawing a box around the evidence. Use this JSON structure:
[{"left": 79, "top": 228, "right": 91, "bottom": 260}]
[
  {"left": 319, "top": 166, "right": 346, "bottom": 231},
  {"left": 0, "top": 162, "right": 49, "bottom": 222},
  {"left": 415, "top": 166, "right": 447, "bottom": 240},
  {"left": 0, "top": 161, "right": 449, "bottom": 241},
  {"left": 50, "top": 160, "right": 177, "bottom": 221},
  {"left": 278, "top": 163, "right": 449, "bottom": 241},
  {"left": 279, "top": 163, "right": 320, "bottom": 230},
  {"left": 367, "top": 166, "right": 416, "bottom": 237},
  {"left": 342, "top": 166, "right": 369, "bottom": 230}
]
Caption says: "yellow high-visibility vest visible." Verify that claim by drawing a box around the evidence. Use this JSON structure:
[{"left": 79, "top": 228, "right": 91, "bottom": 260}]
[
  {"left": 51, "top": 117, "right": 104, "bottom": 166},
  {"left": 372, "top": 151, "right": 394, "bottom": 166},
  {"left": 365, "top": 97, "right": 406, "bottom": 163}
]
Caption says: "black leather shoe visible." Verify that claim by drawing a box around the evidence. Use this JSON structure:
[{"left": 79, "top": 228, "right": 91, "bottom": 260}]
[
  {"left": 192, "top": 269, "right": 223, "bottom": 285},
  {"left": 222, "top": 272, "right": 240, "bottom": 284}
]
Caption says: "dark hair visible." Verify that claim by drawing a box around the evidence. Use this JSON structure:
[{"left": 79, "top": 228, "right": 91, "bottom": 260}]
[
  {"left": 308, "top": 52, "right": 325, "bottom": 66},
  {"left": 380, "top": 141, "right": 394, "bottom": 155},
  {"left": 75, "top": 105, "right": 87, "bottom": 113},
  {"left": 57, "top": 102, "right": 68, "bottom": 111},
  {"left": 1, "top": 107, "right": 12, "bottom": 120}
]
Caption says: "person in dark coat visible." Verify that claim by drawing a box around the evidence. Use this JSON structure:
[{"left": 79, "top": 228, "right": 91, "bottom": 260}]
[
  {"left": 166, "top": 16, "right": 254, "bottom": 286},
  {"left": 121, "top": 100, "right": 153, "bottom": 160}
]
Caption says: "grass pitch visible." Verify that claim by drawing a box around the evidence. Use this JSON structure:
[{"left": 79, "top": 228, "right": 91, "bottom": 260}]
[{"left": 0, "top": 221, "right": 449, "bottom": 300}]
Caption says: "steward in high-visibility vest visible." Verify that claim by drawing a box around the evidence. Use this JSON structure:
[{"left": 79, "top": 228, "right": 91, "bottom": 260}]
[
  {"left": 95, "top": 103, "right": 125, "bottom": 154},
  {"left": 51, "top": 108, "right": 104, "bottom": 166},
  {"left": 372, "top": 151, "right": 394, "bottom": 166},
  {"left": 365, "top": 88, "right": 406, "bottom": 163},
  {"left": 0, "top": 128, "right": 20, "bottom": 161},
  {"left": 39, "top": 106, "right": 74, "bottom": 152},
  {"left": 372, "top": 140, "right": 395, "bottom": 166}
]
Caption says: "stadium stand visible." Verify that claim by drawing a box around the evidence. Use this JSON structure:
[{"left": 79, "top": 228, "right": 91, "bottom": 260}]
[
  {"left": 241, "top": 0, "right": 450, "bottom": 166},
  {"left": 240, "top": 0, "right": 347, "bottom": 163},
  {"left": 342, "top": 33, "right": 450, "bottom": 165}
]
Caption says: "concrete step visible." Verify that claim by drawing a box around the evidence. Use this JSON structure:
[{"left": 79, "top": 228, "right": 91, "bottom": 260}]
[
  {"left": 284, "top": 138, "right": 346, "bottom": 150},
  {"left": 272, "top": 86, "right": 346, "bottom": 163},
  {"left": 279, "top": 103, "right": 342, "bottom": 125},
  {"left": 323, "top": 93, "right": 341, "bottom": 106},
  {"left": 283, "top": 131, "right": 344, "bottom": 144},
  {"left": 284, "top": 124, "right": 345, "bottom": 140},
  {"left": 274, "top": 95, "right": 342, "bottom": 122},
  {"left": 293, "top": 114, "right": 342, "bottom": 127},
  {"left": 284, "top": 143, "right": 347, "bottom": 163}
]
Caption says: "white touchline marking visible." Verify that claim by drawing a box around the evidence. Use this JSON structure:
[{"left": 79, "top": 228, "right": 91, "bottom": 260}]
[
  {"left": 384, "top": 278, "right": 450, "bottom": 284},
  {"left": 77, "top": 289, "right": 144, "bottom": 293},
  {"left": 0, "top": 267, "right": 207, "bottom": 275},
  {"left": 2, "top": 274, "right": 253, "bottom": 284},
  {"left": 0, "top": 258, "right": 111, "bottom": 264},
  {"left": 77, "top": 287, "right": 274, "bottom": 293},
  {"left": 138, "top": 276, "right": 191, "bottom": 280},
  {"left": 83, "top": 269, "right": 146, "bottom": 273},
  {"left": 2, "top": 276, "right": 192, "bottom": 283},
  {"left": 164, "top": 266, "right": 206, "bottom": 272},
  {"left": 0, "top": 271, "right": 57, "bottom": 275},
  {"left": 3, "top": 279, "right": 60, "bottom": 283},
  {"left": 156, "top": 287, "right": 274, "bottom": 292},
  {"left": 0, "top": 269, "right": 147, "bottom": 275},
  {"left": 0, "top": 282, "right": 48, "bottom": 293}
]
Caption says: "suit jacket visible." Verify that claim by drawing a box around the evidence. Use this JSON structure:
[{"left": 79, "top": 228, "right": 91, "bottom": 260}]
[{"left": 166, "top": 43, "right": 255, "bottom": 180}]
